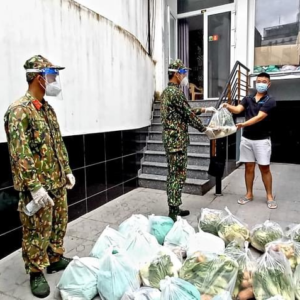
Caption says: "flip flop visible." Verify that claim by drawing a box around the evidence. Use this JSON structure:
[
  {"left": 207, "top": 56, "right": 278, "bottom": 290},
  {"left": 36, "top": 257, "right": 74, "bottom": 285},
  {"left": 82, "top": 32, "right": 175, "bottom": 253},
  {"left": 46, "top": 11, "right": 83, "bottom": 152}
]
[
  {"left": 267, "top": 200, "right": 278, "bottom": 209},
  {"left": 238, "top": 197, "right": 253, "bottom": 205}
]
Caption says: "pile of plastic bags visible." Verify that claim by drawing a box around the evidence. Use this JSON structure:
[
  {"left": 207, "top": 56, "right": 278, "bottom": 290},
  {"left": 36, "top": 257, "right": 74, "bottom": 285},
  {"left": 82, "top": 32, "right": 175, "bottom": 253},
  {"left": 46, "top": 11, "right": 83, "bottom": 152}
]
[{"left": 56, "top": 209, "right": 300, "bottom": 300}]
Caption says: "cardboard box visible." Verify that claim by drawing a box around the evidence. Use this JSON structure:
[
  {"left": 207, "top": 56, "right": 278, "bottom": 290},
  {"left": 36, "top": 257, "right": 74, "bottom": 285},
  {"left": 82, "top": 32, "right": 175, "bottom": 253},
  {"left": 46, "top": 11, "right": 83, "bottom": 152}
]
[{"left": 255, "top": 44, "right": 300, "bottom": 66}]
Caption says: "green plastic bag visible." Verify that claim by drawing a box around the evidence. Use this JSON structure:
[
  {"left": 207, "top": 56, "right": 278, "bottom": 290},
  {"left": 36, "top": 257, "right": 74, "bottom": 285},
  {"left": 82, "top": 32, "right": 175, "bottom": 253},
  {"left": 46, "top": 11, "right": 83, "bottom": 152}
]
[
  {"left": 97, "top": 249, "right": 140, "bottom": 300},
  {"left": 149, "top": 215, "right": 174, "bottom": 245},
  {"left": 57, "top": 256, "right": 100, "bottom": 300},
  {"left": 160, "top": 276, "right": 201, "bottom": 300}
]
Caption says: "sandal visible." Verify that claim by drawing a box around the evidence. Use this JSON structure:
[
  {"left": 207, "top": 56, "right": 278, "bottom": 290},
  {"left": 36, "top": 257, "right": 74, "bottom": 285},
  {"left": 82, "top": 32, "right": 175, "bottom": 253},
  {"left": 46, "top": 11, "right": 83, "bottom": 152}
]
[
  {"left": 267, "top": 199, "right": 278, "bottom": 209},
  {"left": 238, "top": 197, "right": 253, "bottom": 205}
]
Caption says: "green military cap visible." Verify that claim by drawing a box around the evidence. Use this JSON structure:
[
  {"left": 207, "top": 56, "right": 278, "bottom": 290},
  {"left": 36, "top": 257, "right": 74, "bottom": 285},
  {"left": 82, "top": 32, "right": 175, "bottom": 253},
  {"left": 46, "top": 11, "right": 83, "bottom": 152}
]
[
  {"left": 168, "top": 59, "right": 190, "bottom": 73},
  {"left": 24, "top": 55, "right": 65, "bottom": 81}
]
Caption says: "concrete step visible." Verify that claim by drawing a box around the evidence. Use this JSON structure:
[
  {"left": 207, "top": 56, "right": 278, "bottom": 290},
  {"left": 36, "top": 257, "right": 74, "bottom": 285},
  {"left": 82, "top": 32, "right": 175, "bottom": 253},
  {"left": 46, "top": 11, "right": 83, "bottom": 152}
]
[
  {"left": 152, "top": 115, "right": 211, "bottom": 126},
  {"left": 149, "top": 131, "right": 209, "bottom": 143},
  {"left": 151, "top": 123, "right": 206, "bottom": 134},
  {"left": 146, "top": 140, "right": 210, "bottom": 154},
  {"left": 144, "top": 150, "right": 210, "bottom": 166},
  {"left": 142, "top": 161, "right": 209, "bottom": 180},
  {"left": 153, "top": 100, "right": 218, "bottom": 110},
  {"left": 138, "top": 173, "right": 215, "bottom": 195}
]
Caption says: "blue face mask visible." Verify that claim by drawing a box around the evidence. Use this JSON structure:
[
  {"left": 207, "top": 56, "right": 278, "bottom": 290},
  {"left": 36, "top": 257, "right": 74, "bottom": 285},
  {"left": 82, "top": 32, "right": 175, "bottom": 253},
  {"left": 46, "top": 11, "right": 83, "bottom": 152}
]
[{"left": 256, "top": 83, "right": 269, "bottom": 93}]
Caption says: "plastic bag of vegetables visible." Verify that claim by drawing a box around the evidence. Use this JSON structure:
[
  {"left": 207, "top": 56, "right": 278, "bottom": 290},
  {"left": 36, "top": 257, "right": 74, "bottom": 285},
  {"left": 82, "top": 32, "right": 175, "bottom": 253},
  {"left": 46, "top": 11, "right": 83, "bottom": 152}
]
[
  {"left": 179, "top": 251, "right": 238, "bottom": 297},
  {"left": 198, "top": 208, "right": 226, "bottom": 236},
  {"left": 119, "top": 214, "right": 150, "bottom": 237},
  {"left": 89, "top": 225, "right": 127, "bottom": 258},
  {"left": 140, "top": 247, "right": 182, "bottom": 289},
  {"left": 186, "top": 231, "right": 225, "bottom": 258},
  {"left": 164, "top": 217, "right": 195, "bottom": 258},
  {"left": 57, "top": 256, "right": 100, "bottom": 300},
  {"left": 126, "top": 229, "right": 160, "bottom": 268},
  {"left": 266, "top": 297, "right": 285, "bottom": 300},
  {"left": 294, "top": 264, "right": 300, "bottom": 300},
  {"left": 121, "top": 287, "right": 161, "bottom": 300},
  {"left": 250, "top": 221, "right": 283, "bottom": 252},
  {"left": 97, "top": 249, "right": 140, "bottom": 300},
  {"left": 160, "top": 276, "right": 201, "bottom": 300},
  {"left": 286, "top": 223, "right": 300, "bottom": 243},
  {"left": 217, "top": 207, "right": 250, "bottom": 244},
  {"left": 225, "top": 241, "right": 256, "bottom": 300},
  {"left": 148, "top": 215, "right": 174, "bottom": 245},
  {"left": 266, "top": 238, "right": 300, "bottom": 272},
  {"left": 253, "top": 249, "right": 295, "bottom": 300}
]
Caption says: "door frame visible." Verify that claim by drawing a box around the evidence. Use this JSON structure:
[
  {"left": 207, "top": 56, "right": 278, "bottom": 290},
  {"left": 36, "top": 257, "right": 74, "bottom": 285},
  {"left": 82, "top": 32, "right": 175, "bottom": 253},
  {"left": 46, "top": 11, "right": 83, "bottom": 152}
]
[
  {"left": 203, "top": 5, "right": 236, "bottom": 99},
  {"left": 177, "top": 3, "right": 236, "bottom": 100}
]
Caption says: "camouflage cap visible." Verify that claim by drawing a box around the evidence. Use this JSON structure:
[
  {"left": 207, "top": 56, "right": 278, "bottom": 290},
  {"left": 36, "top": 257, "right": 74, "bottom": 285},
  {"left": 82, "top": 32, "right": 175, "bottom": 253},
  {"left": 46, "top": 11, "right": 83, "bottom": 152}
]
[
  {"left": 24, "top": 55, "right": 65, "bottom": 82},
  {"left": 168, "top": 59, "right": 190, "bottom": 72}
]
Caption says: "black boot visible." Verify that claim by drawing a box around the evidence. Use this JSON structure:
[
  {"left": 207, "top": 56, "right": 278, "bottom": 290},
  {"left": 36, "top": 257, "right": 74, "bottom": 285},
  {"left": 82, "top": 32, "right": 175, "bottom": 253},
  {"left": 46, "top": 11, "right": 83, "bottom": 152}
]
[
  {"left": 30, "top": 272, "right": 50, "bottom": 298},
  {"left": 168, "top": 206, "right": 190, "bottom": 221}
]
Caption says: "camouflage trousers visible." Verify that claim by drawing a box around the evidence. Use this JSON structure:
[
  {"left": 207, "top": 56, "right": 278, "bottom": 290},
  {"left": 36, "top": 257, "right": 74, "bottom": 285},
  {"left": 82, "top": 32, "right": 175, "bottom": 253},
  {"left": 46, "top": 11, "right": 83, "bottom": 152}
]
[
  {"left": 19, "top": 187, "right": 68, "bottom": 273},
  {"left": 166, "top": 150, "right": 188, "bottom": 207}
]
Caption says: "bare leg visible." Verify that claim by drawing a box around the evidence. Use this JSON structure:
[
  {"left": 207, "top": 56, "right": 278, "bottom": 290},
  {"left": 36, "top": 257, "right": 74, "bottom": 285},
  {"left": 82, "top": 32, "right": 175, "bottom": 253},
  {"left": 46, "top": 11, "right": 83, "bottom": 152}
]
[
  {"left": 258, "top": 164, "right": 273, "bottom": 201},
  {"left": 245, "top": 162, "right": 256, "bottom": 199}
]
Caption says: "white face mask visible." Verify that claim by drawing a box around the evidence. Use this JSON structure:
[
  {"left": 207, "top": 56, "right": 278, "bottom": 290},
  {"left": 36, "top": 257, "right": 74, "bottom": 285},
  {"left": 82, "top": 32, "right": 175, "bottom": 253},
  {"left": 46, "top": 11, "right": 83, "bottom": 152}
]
[
  {"left": 45, "top": 81, "right": 62, "bottom": 97},
  {"left": 180, "top": 76, "right": 189, "bottom": 87}
]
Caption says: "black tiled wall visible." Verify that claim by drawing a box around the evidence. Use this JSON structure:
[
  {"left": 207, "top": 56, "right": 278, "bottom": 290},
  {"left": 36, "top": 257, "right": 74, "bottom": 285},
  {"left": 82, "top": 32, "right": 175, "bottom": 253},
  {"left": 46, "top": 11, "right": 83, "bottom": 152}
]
[{"left": 0, "top": 126, "right": 148, "bottom": 259}]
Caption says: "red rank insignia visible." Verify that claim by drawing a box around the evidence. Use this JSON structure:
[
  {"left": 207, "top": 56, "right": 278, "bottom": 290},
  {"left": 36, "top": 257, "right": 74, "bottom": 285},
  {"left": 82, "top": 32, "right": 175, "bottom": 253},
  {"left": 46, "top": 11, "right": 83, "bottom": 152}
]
[{"left": 32, "top": 99, "right": 42, "bottom": 110}]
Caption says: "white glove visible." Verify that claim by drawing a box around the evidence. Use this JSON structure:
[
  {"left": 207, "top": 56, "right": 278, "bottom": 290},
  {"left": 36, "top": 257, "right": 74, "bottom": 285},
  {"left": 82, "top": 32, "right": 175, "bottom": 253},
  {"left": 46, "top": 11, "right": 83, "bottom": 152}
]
[
  {"left": 31, "top": 187, "right": 54, "bottom": 207},
  {"left": 66, "top": 174, "right": 76, "bottom": 190},
  {"left": 205, "top": 107, "right": 217, "bottom": 113}
]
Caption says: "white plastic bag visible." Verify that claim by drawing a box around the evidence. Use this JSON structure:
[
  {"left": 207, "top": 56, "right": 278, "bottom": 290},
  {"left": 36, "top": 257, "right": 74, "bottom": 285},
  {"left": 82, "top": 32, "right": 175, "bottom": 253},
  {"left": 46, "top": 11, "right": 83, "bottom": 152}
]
[
  {"left": 57, "top": 256, "right": 100, "bottom": 300},
  {"left": 225, "top": 241, "right": 256, "bottom": 300},
  {"left": 207, "top": 108, "right": 236, "bottom": 139},
  {"left": 119, "top": 214, "right": 150, "bottom": 236},
  {"left": 148, "top": 215, "right": 174, "bottom": 245},
  {"left": 90, "top": 225, "right": 127, "bottom": 258},
  {"left": 212, "top": 292, "right": 232, "bottom": 300},
  {"left": 253, "top": 249, "right": 295, "bottom": 300},
  {"left": 286, "top": 223, "right": 300, "bottom": 243},
  {"left": 164, "top": 217, "right": 195, "bottom": 257},
  {"left": 126, "top": 230, "right": 161, "bottom": 268},
  {"left": 294, "top": 264, "right": 300, "bottom": 300},
  {"left": 97, "top": 249, "right": 140, "bottom": 300},
  {"left": 121, "top": 287, "right": 161, "bottom": 300},
  {"left": 140, "top": 247, "right": 182, "bottom": 289},
  {"left": 186, "top": 231, "right": 225, "bottom": 258},
  {"left": 198, "top": 208, "right": 226, "bottom": 236},
  {"left": 250, "top": 220, "right": 283, "bottom": 252},
  {"left": 217, "top": 207, "right": 250, "bottom": 245},
  {"left": 160, "top": 276, "right": 201, "bottom": 300}
]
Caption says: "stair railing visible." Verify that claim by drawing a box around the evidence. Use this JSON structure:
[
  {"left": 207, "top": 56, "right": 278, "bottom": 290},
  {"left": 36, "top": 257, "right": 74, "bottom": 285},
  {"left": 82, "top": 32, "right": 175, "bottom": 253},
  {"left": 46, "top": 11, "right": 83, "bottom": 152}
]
[{"left": 210, "top": 61, "right": 251, "bottom": 195}]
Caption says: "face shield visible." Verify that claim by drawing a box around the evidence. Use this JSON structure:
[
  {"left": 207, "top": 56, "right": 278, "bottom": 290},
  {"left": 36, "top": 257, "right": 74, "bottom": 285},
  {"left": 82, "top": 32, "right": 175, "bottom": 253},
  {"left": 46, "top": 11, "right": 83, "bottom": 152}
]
[
  {"left": 26, "top": 67, "right": 63, "bottom": 99},
  {"left": 169, "top": 68, "right": 189, "bottom": 87}
]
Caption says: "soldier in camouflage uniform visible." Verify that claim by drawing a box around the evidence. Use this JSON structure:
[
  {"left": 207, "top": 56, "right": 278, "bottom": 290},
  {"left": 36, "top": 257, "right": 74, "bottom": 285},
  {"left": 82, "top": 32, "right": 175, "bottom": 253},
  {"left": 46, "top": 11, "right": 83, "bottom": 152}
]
[
  {"left": 4, "top": 55, "right": 75, "bottom": 298},
  {"left": 160, "top": 59, "right": 217, "bottom": 221}
]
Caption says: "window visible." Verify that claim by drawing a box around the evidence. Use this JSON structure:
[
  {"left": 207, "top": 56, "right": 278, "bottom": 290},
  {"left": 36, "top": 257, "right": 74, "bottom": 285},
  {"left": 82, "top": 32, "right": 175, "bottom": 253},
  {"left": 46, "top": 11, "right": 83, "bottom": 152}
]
[
  {"left": 254, "top": 0, "right": 300, "bottom": 74},
  {"left": 178, "top": 0, "right": 234, "bottom": 14}
]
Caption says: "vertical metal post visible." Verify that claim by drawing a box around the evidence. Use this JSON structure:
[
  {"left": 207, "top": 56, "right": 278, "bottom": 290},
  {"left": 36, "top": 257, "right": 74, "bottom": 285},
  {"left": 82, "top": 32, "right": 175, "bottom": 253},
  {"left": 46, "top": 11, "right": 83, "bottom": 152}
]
[
  {"left": 237, "top": 65, "right": 241, "bottom": 102},
  {"left": 148, "top": 0, "right": 151, "bottom": 55}
]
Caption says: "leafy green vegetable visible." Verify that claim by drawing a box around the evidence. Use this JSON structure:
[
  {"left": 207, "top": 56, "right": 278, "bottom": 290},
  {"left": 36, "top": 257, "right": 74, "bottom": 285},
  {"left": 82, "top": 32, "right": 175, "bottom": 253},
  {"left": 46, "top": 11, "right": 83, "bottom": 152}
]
[
  {"left": 253, "top": 250, "right": 295, "bottom": 300},
  {"left": 179, "top": 252, "right": 238, "bottom": 297},
  {"left": 250, "top": 221, "right": 283, "bottom": 252},
  {"left": 217, "top": 208, "right": 250, "bottom": 244},
  {"left": 198, "top": 208, "right": 225, "bottom": 236},
  {"left": 286, "top": 224, "right": 300, "bottom": 243}
]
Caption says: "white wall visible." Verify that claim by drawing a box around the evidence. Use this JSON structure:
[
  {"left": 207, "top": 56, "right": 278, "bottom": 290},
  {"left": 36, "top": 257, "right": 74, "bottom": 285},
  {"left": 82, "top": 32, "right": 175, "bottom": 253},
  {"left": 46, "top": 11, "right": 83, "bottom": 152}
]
[{"left": 0, "top": 0, "right": 155, "bottom": 142}]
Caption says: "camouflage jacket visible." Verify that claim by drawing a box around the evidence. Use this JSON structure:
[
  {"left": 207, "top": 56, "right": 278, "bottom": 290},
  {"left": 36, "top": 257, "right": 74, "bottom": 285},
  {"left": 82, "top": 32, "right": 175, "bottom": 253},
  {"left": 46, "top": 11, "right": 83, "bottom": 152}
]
[
  {"left": 160, "top": 82, "right": 206, "bottom": 153},
  {"left": 4, "top": 92, "right": 71, "bottom": 192}
]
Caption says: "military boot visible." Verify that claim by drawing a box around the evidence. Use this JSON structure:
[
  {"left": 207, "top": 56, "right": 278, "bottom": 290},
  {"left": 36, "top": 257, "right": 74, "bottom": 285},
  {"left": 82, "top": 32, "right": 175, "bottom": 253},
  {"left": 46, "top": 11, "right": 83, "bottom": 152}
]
[
  {"left": 46, "top": 256, "right": 72, "bottom": 274},
  {"left": 168, "top": 206, "right": 190, "bottom": 221},
  {"left": 30, "top": 272, "right": 50, "bottom": 298}
]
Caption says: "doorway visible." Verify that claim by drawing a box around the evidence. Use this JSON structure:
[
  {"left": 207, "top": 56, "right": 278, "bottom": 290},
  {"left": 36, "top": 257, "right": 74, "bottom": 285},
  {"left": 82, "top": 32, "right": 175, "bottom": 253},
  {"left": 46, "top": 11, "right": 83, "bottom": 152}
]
[{"left": 178, "top": 5, "right": 235, "bottom": 100}]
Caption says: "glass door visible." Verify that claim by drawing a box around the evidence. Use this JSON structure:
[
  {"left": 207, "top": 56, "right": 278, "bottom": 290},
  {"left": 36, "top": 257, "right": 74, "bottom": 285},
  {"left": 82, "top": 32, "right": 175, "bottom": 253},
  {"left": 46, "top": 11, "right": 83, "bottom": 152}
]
[{"left": 203, "top": 6, "right": 235, "bottom": 99}]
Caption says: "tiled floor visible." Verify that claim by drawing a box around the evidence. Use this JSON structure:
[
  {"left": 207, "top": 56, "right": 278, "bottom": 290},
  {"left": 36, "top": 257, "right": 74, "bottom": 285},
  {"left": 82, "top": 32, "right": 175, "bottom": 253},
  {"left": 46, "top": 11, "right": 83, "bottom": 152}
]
[{"left": 0, "top": 163, "right": 299, "bottom": 299}]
